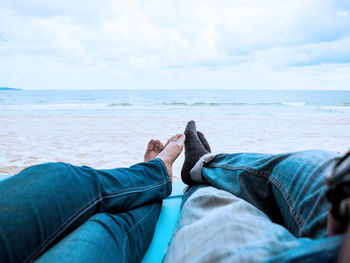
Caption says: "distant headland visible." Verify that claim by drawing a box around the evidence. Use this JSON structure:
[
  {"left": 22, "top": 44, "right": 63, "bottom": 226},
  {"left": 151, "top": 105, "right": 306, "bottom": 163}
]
[{"left": 0, "top": 87, "right": 21, "bottom": 90}]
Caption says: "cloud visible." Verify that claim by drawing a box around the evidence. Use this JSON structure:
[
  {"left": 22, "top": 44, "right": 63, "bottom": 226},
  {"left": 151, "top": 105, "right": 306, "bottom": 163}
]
[
  {"left": 252, "top": 36, "right": 350, "bottom": 68},
  {"left": 0, "top": 0, "right": 349, "bottom": 89},
  {"left": 337, "top": 10, "right": 349, "bottom": 17},
  {"left": 0, "top": 34, "right": 7, "bottom": 42}
]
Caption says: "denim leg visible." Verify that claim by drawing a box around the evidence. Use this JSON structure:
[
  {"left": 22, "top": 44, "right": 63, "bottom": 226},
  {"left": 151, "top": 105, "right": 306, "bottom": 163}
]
[
  {"left": 163, "top": 186, "right": 342, "bottom": 263},
  {"left": 35, "top": 201, "right": 162, "bottom": 263},
  {"left": 0, "top": 158, "right": 170, "bottom": 263},
  {"left": 189, "top": 150, "right": 340, "bottom": 238}
]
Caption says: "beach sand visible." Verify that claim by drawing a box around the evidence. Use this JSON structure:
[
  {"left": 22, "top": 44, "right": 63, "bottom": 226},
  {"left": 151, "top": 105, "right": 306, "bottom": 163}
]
[{"left": 1, "top": 111, "right": 349, "bottom": 178}]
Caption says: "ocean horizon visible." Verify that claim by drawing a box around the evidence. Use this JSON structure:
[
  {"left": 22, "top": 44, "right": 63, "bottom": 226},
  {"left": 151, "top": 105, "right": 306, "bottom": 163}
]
[{"left": 1, "top": 89, "right": 350, "bottom": 114}]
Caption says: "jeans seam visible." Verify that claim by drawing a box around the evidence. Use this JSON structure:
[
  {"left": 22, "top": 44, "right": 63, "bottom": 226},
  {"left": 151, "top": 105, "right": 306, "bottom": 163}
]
[
  {"left": 208, "top": 163, "right": 306, "bottom": 235},
  {"left": 25, "top": 179, "right": 169, "bottom": 262},
  {"left": 121, "top": 202, "right": 159, "bottom": 261}
]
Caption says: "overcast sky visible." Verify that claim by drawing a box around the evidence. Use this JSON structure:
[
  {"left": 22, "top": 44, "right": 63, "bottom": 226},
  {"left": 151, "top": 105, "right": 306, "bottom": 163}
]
[{"left": 0, "top": 0, "right": 350, "bottom": 90}]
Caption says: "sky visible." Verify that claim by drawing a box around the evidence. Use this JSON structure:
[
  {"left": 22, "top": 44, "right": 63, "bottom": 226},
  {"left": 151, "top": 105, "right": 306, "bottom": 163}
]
[{"left": 0, "top": 0, "right": 350, "bottom": 90}]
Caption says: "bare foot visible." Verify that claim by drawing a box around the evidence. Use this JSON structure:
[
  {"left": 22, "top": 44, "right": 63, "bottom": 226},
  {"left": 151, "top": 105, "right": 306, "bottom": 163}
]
[
  {"left": 157, "top": 134, "right": 186, "bottom": 181},
  {"left": 144, "top": 139, "right": 164, "bottom": 162}
]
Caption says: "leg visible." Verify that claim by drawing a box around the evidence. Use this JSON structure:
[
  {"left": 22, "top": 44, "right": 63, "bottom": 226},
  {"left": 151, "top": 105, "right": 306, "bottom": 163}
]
[
  {"left": 164, "top": 186, "right": 342, "bottom": 263},
  {"left": 36, "top": 201, "right": 162, "bottom": 263},
  {"left": 0, "top": 134, "right": 185, "bottom": 262},
  {"left": 190, "top": 150, "right": 340, "bottom": 238},
  {"left": 0, "top": 160, "right": 169, "bottom": 263}
]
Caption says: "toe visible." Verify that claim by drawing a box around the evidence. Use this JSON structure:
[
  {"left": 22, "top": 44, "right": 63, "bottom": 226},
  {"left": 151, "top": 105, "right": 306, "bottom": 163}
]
[
  {"left": 177, "top": 134, "right": 186, "bottom": 144},
  {"left": 185, "top": 120, "right": 196, "bottom": 131},
  {"left": 156, "top": 143, "right": 162, "bottom": 153},
  {"left": 169, "top": 135, "right": 177, "bottom": 143},
  {"left": 147, "top": 139, "right": 155, "bottom": 150},
  {"left": 164, "top": 138, "right": 171, "bottom": 147}
]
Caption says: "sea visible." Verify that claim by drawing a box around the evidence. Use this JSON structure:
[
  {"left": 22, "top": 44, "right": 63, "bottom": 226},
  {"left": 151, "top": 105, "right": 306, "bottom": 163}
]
[
  {"left": 0, "top": 89, "right": 350, "bottom": 115},
  {"left": 1, "top": 89, "right": 350, "bottom": 175}
]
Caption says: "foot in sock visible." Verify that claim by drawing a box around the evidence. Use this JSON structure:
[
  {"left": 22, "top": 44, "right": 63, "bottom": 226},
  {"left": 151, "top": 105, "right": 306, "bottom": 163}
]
[
  {"left": 181, "top": 121, "right": 211, "bottom": 185},
  {"left": 197, "top": 131, "right": 211, "bottom": 152}
]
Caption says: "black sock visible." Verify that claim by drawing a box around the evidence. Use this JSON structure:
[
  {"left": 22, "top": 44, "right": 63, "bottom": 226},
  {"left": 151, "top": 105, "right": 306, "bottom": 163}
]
[
  {"left": 197, "top": 131, "right": 211, "bottom": 153},
  {"left": 181, "top": 121, "right": 210, "bottom": 185}
]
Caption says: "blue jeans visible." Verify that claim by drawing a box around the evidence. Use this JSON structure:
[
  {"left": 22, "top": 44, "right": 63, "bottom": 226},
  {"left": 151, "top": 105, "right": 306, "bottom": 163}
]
[
  {"left": 164, "top": 150, "right": 344, "bottom": 262},
  {"left": 0, "top": 158, "right": 171, "bottom": 263}
]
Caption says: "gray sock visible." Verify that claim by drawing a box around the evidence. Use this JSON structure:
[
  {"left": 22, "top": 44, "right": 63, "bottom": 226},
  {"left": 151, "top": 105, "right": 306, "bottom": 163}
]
[
  {"left": 197, "top": 131, "right": 211, "bottom": 152},
  {"left": 181, "top": 121, "right": 210, "bottom": 185}
]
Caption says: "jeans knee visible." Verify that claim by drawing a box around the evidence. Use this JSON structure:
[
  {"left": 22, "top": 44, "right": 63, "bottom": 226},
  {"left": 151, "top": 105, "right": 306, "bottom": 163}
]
[
  {"left": 296, "top": 150, "right": 338, "bottom": 159},
  {"left": 21, "top": 162, "right": 72, "bottom": 178}
]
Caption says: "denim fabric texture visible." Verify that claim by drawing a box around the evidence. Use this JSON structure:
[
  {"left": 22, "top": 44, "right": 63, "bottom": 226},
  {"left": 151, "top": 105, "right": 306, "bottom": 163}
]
[
  {"left": 0, "top": 158, "right": 171, "bottom": 263},
  {"left": 36, "top": 201, "right": 162, "bottom": 263},
  {"left": 164, "top": 150, "right": 344, "bottom": 263}
]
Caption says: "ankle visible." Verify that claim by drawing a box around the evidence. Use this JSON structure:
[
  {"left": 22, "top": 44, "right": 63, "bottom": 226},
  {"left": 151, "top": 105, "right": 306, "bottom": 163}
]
[{"left": 159, "top": 158, "right": 173, "bottom": 181}]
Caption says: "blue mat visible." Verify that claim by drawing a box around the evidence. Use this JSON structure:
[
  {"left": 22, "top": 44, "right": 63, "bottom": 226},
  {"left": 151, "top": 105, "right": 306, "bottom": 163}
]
[
  {"left": 0, "top": 173, "right": 185, "bottom": 262},
  {"left": 0, "top": 173, "right": 10, "bottom": 181},
  {"left": 141, "top": 180, "right": 185, "bottom": 262}
]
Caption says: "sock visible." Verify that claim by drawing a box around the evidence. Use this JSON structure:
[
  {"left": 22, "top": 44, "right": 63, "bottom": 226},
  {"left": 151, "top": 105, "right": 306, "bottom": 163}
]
[
  {"left": 181, "top": 121, "right": 210, "bottom": 185},
  {"left": 197, "top": 131, "right": 211, "bottom": 153}
]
